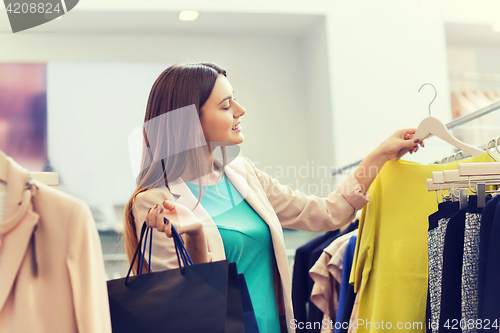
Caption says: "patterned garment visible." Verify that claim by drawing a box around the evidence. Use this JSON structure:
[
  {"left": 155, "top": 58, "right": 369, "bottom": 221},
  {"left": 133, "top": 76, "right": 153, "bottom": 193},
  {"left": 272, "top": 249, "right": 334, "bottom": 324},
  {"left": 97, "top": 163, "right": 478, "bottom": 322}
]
[
  {"left": 428, "top": 217, "right": 451, "bottom": 333},
  {"left": 461, "top": 212, "right": 482, "bottom": 333}
]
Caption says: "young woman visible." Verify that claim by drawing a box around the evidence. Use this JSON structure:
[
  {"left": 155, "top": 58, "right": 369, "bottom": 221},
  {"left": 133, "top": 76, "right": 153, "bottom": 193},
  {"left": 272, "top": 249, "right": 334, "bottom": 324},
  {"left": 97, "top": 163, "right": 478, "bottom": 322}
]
[{"left": 124, "top": 63, "right": 423, "bottom": 333}]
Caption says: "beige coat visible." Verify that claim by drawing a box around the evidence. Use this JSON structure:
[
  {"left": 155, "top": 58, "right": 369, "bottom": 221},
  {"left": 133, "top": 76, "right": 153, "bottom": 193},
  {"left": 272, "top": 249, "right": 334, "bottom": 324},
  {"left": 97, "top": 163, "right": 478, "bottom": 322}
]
[
  {"left": 133, "top": 154, "right": 368, "bottom": 333},
  {"left": 0, "top": 158, "right": 112, "bottom": 332}
]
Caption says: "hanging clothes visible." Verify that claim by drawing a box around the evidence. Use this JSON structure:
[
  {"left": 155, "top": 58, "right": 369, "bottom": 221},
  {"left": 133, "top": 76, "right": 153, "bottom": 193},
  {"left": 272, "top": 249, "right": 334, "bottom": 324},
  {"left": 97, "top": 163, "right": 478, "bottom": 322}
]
[
  {"left": 477, "top": 194, "right": 500, "bottom": 322},
  {"left": 336, "top": 235, "right": 358, "bottom": 333},
  {"left": 293, "top": 222, "right": 358, "bottom": 333},
  {"left": 347, "top": 293, "right": 360, "bottom": 333},
  {"left": 478, "top": 195, "right": 500, "bottom": 332},
  {"left": 309, "top": 229, "right": 358, "bottom": 331},
  {"left": 439, "top": 200, "right": 468, "bottom": 332},
  {"left": 427, "top": 201, "right": 459, "bottom": 333},
  {"left": 293, "top": 230, "right": 341, "bottom": 333},
  {"left": 438, "top": 195, "right": 491, "bottom": 333},
  {"left": 308, "top": 224, "right": 359, "bottom": 332},
  {"left": 0, "top": 157, "right": 111, "bottom": 332},
  {"left": 349, "top": 152, "right": 494, "bottom": 333},
  {"left": 461, "top": 196, "right": 488, "bottom": 333}
]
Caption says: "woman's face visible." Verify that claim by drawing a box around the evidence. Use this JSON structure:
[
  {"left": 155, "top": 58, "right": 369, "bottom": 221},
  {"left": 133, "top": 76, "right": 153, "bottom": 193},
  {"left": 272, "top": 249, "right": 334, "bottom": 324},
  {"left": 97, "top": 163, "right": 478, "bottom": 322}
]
[{"left": 200, "top": 74, "right": 245, "bottom": 147}]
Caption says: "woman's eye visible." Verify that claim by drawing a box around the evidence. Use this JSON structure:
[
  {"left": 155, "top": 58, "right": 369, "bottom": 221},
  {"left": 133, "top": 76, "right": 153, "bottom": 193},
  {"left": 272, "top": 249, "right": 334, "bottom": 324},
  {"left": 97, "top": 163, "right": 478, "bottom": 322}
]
[{"left": 223, "top": 103, "right": 231, "bottom": 110}]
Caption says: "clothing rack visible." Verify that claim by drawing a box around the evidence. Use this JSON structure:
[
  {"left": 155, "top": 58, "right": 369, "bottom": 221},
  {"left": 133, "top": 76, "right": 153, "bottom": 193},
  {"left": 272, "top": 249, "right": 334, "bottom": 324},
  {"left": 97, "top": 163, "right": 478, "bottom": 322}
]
[{"left": 331, "top": 100, "right": 500, "bottom": 177}]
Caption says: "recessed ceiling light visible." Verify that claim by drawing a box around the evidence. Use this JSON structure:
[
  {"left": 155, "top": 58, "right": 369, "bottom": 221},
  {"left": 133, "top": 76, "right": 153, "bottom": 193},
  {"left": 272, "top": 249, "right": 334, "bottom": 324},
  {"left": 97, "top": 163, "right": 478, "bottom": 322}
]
[
  {"left": 179, "top": 11, "right": 199, "bottom": 21},
  {"left": 491, "top": 23, "right": 500, "bottom": 32}
]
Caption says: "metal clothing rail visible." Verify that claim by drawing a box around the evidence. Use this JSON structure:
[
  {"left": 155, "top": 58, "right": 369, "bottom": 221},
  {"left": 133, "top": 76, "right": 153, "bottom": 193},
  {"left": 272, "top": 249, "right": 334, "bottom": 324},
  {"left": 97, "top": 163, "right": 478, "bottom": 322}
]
[{"left": 331, "top": 100, "right": 500, "bottom": 177}]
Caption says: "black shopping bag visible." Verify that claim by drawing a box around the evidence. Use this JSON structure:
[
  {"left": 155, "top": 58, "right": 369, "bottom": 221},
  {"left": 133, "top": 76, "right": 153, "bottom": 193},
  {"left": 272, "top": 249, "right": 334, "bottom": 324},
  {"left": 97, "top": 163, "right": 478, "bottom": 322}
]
[
  {"left": 107, "top": 222, "right": 245, "bottom": 333},
  {"left": 238, "top": 273, "right": 260, "bottom": 333}
]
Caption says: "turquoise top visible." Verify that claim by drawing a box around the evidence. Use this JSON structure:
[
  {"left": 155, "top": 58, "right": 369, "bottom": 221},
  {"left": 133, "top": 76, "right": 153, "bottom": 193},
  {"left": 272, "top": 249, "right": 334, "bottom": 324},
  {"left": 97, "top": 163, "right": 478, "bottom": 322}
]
[{"left": 185, "top": 173, "right": 280, "bottom": 333}]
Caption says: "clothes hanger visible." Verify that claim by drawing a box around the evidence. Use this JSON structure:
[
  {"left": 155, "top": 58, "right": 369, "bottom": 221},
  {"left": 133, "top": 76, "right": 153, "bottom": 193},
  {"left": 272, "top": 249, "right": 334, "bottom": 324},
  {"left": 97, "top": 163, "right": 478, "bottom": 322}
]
[
  {"left": 456, "top": 138, "right": 500, "bottom": 176},
  {"left": 483, "top": 89, "right": 499, "bottom": 102},
  {"left": 463, "top": 90, "right": 483, "bottom": 108},
  {"left": 426, "top": 138, "right": 500, "bottom": 208},
  {"left": 395, "top": 83, "right": 484, "bottom": 160}
]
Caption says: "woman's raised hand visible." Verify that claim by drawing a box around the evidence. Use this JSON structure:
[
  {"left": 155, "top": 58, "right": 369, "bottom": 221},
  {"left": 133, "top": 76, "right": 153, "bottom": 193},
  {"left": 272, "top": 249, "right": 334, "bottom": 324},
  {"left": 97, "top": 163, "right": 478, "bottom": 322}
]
[
  {"left": 375, "top": 128, "right": 425, "bottom": 161},
  {"left": 353, "top": 128, "right": 426, "bottom": 195}
]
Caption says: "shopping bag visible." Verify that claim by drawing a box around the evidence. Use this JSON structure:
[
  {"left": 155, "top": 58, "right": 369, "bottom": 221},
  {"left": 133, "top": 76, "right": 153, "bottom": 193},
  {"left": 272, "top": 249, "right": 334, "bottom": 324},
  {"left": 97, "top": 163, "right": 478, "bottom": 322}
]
[
  {"left": 107, "top": 222, "right": 245, "bottom": 333},
  {"left": 238, "top": 273, "right": 260, "bottom": 333}
]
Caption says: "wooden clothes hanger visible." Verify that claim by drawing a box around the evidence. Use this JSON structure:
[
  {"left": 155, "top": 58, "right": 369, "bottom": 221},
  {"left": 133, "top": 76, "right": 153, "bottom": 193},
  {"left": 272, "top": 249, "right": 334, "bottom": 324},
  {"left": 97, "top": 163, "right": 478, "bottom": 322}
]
[{"left": 395, "top": 83, "right": 484, "bottom": 160}]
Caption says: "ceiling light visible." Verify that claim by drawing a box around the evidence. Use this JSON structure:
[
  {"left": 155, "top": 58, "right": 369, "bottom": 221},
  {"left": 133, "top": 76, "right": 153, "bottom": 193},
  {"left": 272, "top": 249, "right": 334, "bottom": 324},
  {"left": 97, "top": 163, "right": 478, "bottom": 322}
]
[
  {"left": 491, "top": 23, "right": 500, "bottom": 32},
  {"left": 179, "top": 11, "right": 199, "bottom": 21}
]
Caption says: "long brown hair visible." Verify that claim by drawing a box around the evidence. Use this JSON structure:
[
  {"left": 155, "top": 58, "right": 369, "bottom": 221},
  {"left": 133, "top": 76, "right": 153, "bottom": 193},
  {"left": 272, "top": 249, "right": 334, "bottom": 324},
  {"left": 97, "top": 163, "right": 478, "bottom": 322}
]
[{"left": 124, "top": 63, "right": 228, "bottom": 274}]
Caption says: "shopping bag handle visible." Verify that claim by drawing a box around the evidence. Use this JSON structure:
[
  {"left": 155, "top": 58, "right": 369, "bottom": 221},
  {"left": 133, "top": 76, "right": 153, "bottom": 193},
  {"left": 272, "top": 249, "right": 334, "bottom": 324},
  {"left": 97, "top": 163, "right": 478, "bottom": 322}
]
[
  {"left": 139, "top": 227, "right": 153, "bottom": 275},
  {"left": 125, "top": 222, "right": 151, "bottom": 284},
  {"left": 125, "top": 222, "right": 195, "bottom": 284},
  {"left": 171, "top": 224, "right": 194, "bottom": 272}
]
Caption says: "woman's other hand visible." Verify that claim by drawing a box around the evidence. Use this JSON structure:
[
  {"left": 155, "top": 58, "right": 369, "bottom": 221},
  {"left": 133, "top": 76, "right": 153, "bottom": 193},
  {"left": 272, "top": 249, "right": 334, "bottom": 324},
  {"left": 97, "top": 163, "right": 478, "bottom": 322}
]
[
  {"left": 145, "top": 200, "right": 209, "bottom": 264},
  {"left": 146, "top": 200, "right": 203, "bottom": 237}
]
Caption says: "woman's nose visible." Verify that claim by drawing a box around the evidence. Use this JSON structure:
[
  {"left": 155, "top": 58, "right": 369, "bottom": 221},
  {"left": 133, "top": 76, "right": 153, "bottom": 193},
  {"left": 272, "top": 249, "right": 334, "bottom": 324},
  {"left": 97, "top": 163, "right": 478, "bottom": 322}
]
[{"left": 234, "top": 101, "right": 245, "bottom": 117}]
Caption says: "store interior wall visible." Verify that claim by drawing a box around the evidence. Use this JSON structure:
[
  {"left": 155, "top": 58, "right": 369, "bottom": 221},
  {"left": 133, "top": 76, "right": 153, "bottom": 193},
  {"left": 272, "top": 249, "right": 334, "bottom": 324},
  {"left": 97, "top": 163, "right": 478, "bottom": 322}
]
[
  {"left": 446, "top": 21, "right": 500, "bottom": 149},
  {"left": 1, "top": 0, "right": 500, "bottom": 232},
  {"left": 327, "top": 1, "right": 453, "bottom": 170},
  {"left": 448, "top": 46, "right": 500, "bottom": 80},
  {"left": 44, "top": 34, "right": 319, "bottom": 229},
  {"left": 298, "top": 18, "right": 334, "bottom": 197}
]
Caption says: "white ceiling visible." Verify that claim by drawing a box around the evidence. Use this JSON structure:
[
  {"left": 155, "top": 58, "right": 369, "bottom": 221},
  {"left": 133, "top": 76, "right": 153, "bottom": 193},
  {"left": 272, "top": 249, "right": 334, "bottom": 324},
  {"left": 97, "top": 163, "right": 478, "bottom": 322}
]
[
  {"left": 2, "top": 8, "right": 499, "bottom": 47},
  {"left": 2, "top": 9, "right": 499, "bottom": 47},
  {"left": 0, "top": 10, "right": 323, "bottom": 37}
]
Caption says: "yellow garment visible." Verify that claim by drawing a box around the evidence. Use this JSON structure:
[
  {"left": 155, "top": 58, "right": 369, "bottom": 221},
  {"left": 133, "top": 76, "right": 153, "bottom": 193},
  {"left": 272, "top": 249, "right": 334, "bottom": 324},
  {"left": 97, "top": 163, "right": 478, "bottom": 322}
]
[{"left": 349, "top": 152, "right": 495, "bottom": 333}]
